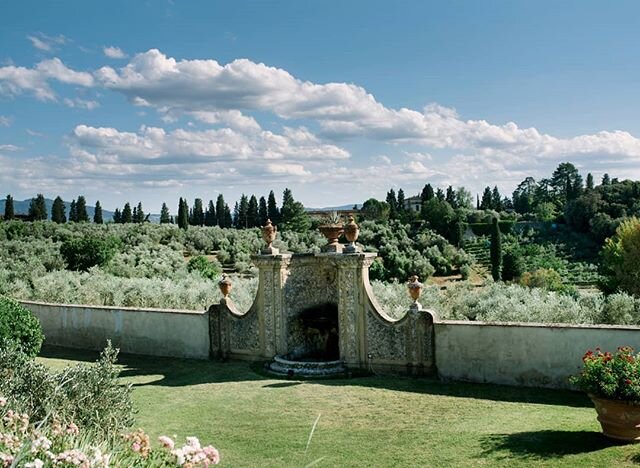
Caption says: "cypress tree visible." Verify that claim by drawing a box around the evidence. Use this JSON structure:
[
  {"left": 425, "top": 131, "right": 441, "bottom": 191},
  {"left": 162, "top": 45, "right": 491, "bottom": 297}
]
[
  {"left": 480, "top": 187, "right": 493, "bottom": 210},
  {"left": 76, "top": 196, "right": 89, "bottom": 222},
  {"left": 385, "top": 189, "right": 397, "bottom": 219},
  {"left": 216, "top": 195, "right": 226, "bottom": 228},
  {"left": 191, "top": 198, "right": 204, "bottom": 226},
  {"left": 205, "top": 200, "right": 216, "bottom": 227},
  {"left": 421, "top": 184, "right": 434, "bottom": 202},
  {"left": 179, "top": 198, "right": 189, "bottom": 230},
  {"left": 122, "top": 202, "right": 132, "bottom": 223},
  {"left": 491, "top": 186, "right": 503, "bottom": 211},
  {"left": 280, "top": 188, "right": 310, "bottom": 232},
  {"left": 223, "top": 203, "right": 232, "bottom": 228},
  {"left": 132, "top": 206, "right": 138, "bottom": 223},
  {"left": 435, "top": 188, "right": 445, "bottom": 202},
  {"left": 51, "top": 196, "right": 67, "bottom": 223},
  {"left": 69, "top": 199, "right": 77, "bottom": 222},
  {"left": 113, "top": 208, "right": 122, "bottom": 223},
  {"left": 4, "top": 195, "right": 14, "bottom": 220},
  {"left": 160, "top": 203, "right": 171, "bottom": 224},
  {"left": 232, "top": 201, "right": 240, "bottom": 228},
  {"left": 602, "top": 173, "right": 611, "bottom": 186},
  {"left": 397, "top": 189, "right": 406, "bottom": 214},
  {"left": 135, "top": 202, "right": 145, "bottom": 223},
  {"left": 258, "top": 196, "right": 268, "bottom": 226},
  {"left": 267, "top": 190, "right": 279, "bottom": 222},
  {"left": 93, "top": 200, "right": 103, "bottom": 224},
  {"left": 586, "top": 173, "right": 594, "bottom": 191},
  {"left": 490, "top": 216, "right": 502, "bottom": 281},
  {"left": 247, "top": 195, "right": 259, "bottom": 228},
  {"left": 29, "top": 194, "right": 47, "bottom": 221},
  {"left": 446, "top": 186, "right": 458, "bottom": 208}
]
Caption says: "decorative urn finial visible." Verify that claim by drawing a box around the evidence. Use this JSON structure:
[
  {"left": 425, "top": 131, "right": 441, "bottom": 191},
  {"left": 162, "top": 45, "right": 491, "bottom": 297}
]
[
  {"left": 343, "top": 216, "right": 360, "bottom": 253},
  {"left": 318, "top": 211, "right": 344, "bottom": 254},
  {"left": 407, "top": 275, "right": 423, "bottom": 306},
  {"left": 218, "top": 274, "right": 232, "bottom": 300},
  {"left": 261, "top": 219, "right": 279, "bottom": 255}
]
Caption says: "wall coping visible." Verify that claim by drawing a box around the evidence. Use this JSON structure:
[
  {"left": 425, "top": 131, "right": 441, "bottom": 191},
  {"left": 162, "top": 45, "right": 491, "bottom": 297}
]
[
  {"left": 436, "top": 319, "right": 640, "bottom": 331},
  {"left": 18, "top": 300, "right": 206, "bottom": 316}
]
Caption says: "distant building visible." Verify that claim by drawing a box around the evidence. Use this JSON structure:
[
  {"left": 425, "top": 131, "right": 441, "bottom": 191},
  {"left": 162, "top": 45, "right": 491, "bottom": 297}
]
[{"left": 403, "top": 195, "right": 422, "bottom": 213}]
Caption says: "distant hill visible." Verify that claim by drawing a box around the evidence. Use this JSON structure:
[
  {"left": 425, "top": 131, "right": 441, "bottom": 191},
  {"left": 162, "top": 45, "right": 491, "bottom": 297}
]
[
  {"left": 306, "top": 204, "right": 360, "bottom": 212},
  {"left": 0, "top": 198, "right": 115, "bottom": 222}
]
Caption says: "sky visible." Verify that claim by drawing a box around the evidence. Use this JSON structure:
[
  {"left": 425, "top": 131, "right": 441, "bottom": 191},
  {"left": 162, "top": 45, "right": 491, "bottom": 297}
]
[{"left": 2, "top": 0, "right": 640, "bottom": 212}]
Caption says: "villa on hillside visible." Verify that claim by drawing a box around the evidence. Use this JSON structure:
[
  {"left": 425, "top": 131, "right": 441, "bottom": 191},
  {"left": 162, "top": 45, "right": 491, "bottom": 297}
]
[{"left": 403, "top": 195, "right": 422, "bottom": 213}]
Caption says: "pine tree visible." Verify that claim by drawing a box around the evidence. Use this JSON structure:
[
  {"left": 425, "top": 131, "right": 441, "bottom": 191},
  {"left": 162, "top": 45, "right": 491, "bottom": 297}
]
[
  {"left": 247, "top": 195, "right": 259, "bottom": 228},
  {"left": 51, "top": 196, "right": 67, "bottom": 223},
  {"left": 267, "top": 190, "right": 279, "bottom": 222},
  {"left": 113, "top": 208, "right": 122, "bottom": 223},
  {"left": 490, "top": 216, "right": 502, "bottom": 281},
  {"left": 602, "top": 173, "right": 611, "bottom": 186},
  {"left": 122, "top": 202, "right": 132, "bottom": 223},
  {"left": 238, "top": 195, "right": 249, "bottom": 228},
  {"left": 160, "top": 203, "right": 171, "bottom": 224},
  {"left": 132, "top": 206, "right": 138, "bottom": 222},
  {"left": 135, "top": 202, "right": 145, "bottom": 223},
  {"left": 216, "top": 195, "right": 226, "bottom": 228},
  {"left": 232, "top": 201, "right": 240, "bottom": 228},
  {"left": 29, "top": 194, "right": 47, "bottom": 221},
  {"left": 480, "top": 187, "right": 493, "bottom": 210},
  {"left": 204, "top": 200, "right": 216, "bottom": 227},
  {"left": 93, "top": 200, "right": 103, "bottom": 224},
  {"left": 586, "top": 173, "right": 594, "bottom": 191},
  {"left": 4, "top": 195, "right": 14, "bottom": 220},
  {"left": 258, "top": 196, "right": 268, "bottom": 226},
  {"left": 191, "top": 198, "right": 204, "bottom": 226},
  {"left": 76, "top": 196, "right": 89, "bottom": 222},
  {"left": 280, "top": 188, "right": 310, "bottom": 232}
]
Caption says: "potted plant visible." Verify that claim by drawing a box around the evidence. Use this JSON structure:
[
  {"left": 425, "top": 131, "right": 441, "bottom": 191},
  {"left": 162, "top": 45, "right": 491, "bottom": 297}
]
[
  {"left": 570, "top": 346, "right": 640, "bottom": 442},
  {"left": 318, "top": 211, "right": 344, "bottom": 253}
]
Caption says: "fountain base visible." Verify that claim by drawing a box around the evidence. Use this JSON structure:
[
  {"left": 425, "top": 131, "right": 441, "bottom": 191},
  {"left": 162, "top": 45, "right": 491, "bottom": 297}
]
[{"left": 267, "top": 355, "right": 347, "bottom": 378}]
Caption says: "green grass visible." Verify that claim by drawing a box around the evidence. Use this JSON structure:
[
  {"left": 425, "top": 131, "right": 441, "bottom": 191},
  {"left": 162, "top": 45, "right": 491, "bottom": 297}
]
[{"left": 38, "top": 347, "right": 640, "bottom": 467}]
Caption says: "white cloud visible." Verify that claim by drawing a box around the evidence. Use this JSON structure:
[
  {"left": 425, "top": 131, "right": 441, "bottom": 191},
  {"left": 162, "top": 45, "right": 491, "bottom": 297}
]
[
  {"left": 27, "top": 33, "right": 67, "bottom": 52},
  {"left": 103, "top": 46, "right": 127, "bottom": 59},
  {"left": 63, "top": 97, "right": 100, "bottom": 110},
  {"left": 0, "top": 116, "right": 11, "bottom": 127},
  {"left": 0, "top": 58, "right": 94, "bottom": 101},
  {"left": 0, "top": 144, "right": 21, "bottom": 152}
]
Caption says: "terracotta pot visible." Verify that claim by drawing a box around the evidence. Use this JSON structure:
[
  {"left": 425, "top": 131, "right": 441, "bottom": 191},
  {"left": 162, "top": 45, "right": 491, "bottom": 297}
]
[
  {"left": 589, "top": 394, "right": 640, "bottom": 442},
  {"left": 344, "top": 216, "right": 360, "bottom": 244},
  {"left": 261, "top": 219, "right": 279, "bottom": 254},
  {"left": 218, "top": 274, "right": 232, "bottom": 299},
  {"left": 318, "top": 224, "right": 344, "bottom": 251}
]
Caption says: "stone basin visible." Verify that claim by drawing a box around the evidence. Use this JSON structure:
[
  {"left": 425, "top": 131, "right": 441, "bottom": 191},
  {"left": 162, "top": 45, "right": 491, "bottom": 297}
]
[{"left": 268, "top": 354, "right": 346, "bottom": 378}]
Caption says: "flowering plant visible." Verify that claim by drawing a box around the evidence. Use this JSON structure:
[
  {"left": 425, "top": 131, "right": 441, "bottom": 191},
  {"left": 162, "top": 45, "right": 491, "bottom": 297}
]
[{"left": 570, "top": 346, "right": 640, "bottom": 402}]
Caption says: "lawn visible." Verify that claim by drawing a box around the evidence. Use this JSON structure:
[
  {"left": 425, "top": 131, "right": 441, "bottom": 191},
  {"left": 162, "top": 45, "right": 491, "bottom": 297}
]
[{"left": 39, "top": 347, "right": 640, "bottom": 467}]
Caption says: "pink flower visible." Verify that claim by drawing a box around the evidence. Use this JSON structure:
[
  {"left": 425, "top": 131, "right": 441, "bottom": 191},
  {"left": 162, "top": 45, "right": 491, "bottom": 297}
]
[{"left": 158, "top": 435, "right": 175, "bottom": 449}]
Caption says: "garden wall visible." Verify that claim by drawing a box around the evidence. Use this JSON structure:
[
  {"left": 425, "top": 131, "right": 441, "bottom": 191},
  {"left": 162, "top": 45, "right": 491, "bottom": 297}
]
[
  {"left": 435, "top": 321, "right": 640, "bottom": 389},
  {"left": 20, "top": 300, "right": 210, "bottom": 359}
]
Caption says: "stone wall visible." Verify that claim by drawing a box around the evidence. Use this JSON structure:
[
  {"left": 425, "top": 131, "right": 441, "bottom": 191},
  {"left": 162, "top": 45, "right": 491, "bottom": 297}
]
[
  {"left": 21, "top": 300, "right": 210, "bottom": 359},
  {"left": 435, "top": 321, "right": 640, "bottom": 389}
]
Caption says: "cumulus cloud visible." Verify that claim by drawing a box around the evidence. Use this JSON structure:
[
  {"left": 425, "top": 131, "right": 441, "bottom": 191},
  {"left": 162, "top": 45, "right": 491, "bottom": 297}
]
[
  {"left": 27, "top": 33, "right": 67, "bottom": 52},
  {"left": 63, "top": 97, "right": 100, "bottom": 110},
  {"left": 0, "top": 58, "right": 93, "bottom": 100},
  {"left": 103, "top": 46, "right": 127, "bottom": 59}
]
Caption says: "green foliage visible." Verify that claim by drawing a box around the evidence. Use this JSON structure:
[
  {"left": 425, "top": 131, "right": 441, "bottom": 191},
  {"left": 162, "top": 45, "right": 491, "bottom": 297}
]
[
  {"left": 519, "top": 268, "right": 573, "bottom": 294},
  {"left": 93, "top": 200, "right": 103, "bottom": 224},
  {"left": 468, "top": 221, "right": 514, "bottom": 236},
  {"left": 502, "top": 247, "right": 525, "bottom": 281},
  {"left": 570, "top": 347, "right": 640, "bottom": 402},
  {"left": 187, "top": 255, "right": 222, "bottom": 281},
  {"left": 28, "top": 193, "right": 47, "bottom": 221},
  {"left": 51, "top": 196, "right": 67, "bottom": 224},
  {"left": 0, "top": 296, "right": 44, "bottom": 357},
  {"left": 490, "top": 217, "right": 502, "bottom": 281},
  {"left": 459, "top": 264, "right": 472, "bottom": 280},
  {"left": 360, "top": 198, "right": 390, "bottom": 222},
  {"left": 280, "top": 188, "right": 311, "bottom": 232},
  {"left": 76, "top": 195, "right": 89, "bottom": 222},
  {"left": 535, "top": 202, "right": 558, "bottom": 222},
  {"left": 602, "top": 217, "right": 640, "bottom": 296},
  {"left": 61, "top": 235, "right": 120, "bottom": 271},
  {"left": 0, "top": 343, "right": 133, "bottom": 435},
  {"left": 3, "top": 194, "right": 14, "bottom": 220}
]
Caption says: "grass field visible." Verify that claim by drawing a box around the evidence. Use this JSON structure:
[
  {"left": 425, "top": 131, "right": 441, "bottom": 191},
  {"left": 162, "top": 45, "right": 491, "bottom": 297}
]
[{"left": 39, "top": 347, "right": 640, "bottom": 467}]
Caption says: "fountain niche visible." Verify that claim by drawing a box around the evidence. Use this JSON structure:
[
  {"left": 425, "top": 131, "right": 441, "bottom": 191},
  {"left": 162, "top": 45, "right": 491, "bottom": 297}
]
[{"left": 268, "top": 303, "right": 346, "bottom": 377}]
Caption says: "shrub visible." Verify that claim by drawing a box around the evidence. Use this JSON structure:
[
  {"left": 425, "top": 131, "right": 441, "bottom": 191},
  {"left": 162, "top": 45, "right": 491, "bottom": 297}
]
[
  {"left": 502, "top": 248, "right": 525, "bottom": 281},
  {"left": 187, "top": 255, "right": 223, "bottom": 281},
  {"left": 61, "top": 236, "right": 120, "bottom": 271},
  {"left": 460, "top": 264, "right": 472, "bottom": 280},
  {"left": 602, "top": 217, "right": 640, "bottom": 296},
  {"left": 0, "top": 296, "right": 44, "bottom": 357},
  {"left": 520, "top": 268, "right": 566, "bottom": 293}
]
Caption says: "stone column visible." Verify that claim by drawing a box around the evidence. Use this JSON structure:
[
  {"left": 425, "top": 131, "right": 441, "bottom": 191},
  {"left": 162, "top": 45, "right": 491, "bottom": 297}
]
[
  {"left": 335, "top": 253, "right": 377, "bottom": 368},
  {"left": 251, "top": 254, "right": 291, "bottom": 357}
]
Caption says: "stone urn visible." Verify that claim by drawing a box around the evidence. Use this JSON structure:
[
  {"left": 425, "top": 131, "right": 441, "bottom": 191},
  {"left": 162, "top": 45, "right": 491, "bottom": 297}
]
[
  {"left": 407, "top": 275, "right": 423, "bottom": 306},
  {"left": 319, "top": 212, "right": 344, "bottom": 253},
  {"left": 343, "top": 216, "right": 360, "bottom": 253},
  {"left": 261, "top": 219, "right": 279, "bottom": 255},
  {"left": 589, "top": 395, "right": 640, "bottom": 442},
  {"left": 218, "top": 274, "right": 232, "bottom": 300}
]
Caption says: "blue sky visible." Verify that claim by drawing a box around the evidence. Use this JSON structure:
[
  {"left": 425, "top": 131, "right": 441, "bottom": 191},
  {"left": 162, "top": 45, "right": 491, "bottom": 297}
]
[{"left": 2, "top": 1, "right": 640, "bottom": 211}]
